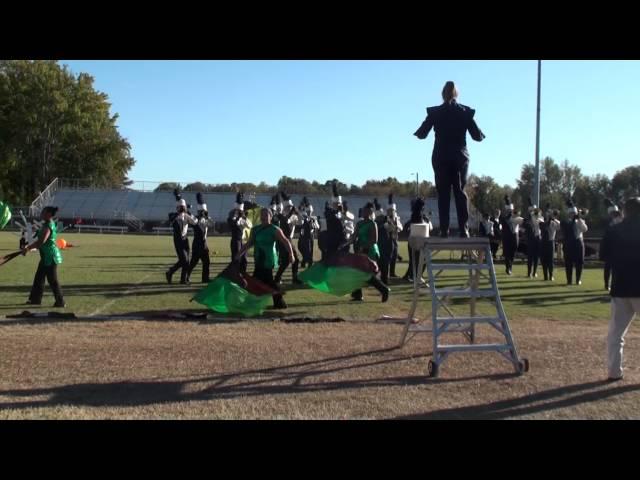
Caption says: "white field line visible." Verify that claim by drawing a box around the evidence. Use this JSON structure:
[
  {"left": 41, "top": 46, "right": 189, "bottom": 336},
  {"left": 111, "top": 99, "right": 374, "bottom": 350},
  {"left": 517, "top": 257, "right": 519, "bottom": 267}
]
[{"left": 87, "top": 274, "right": 153, "bottom": 317}]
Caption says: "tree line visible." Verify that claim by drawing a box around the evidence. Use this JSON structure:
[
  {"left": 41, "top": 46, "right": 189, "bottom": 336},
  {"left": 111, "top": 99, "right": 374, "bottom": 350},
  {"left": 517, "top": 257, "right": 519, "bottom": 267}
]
[
  {"left": 154, "top": 177, "right": 434, "bottom": 198},
  {"left": 467, "top": 158, "right": 640, "bottom": 229}
]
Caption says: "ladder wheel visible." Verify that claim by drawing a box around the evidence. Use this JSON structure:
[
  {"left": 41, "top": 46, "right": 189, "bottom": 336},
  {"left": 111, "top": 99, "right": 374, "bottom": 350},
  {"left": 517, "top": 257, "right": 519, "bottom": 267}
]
[
  {"left": 428, "top": 360, "right": 439, "bottom": 378},
  {"left": 517, "top": 358, "right": 529, "bottom": 374}
]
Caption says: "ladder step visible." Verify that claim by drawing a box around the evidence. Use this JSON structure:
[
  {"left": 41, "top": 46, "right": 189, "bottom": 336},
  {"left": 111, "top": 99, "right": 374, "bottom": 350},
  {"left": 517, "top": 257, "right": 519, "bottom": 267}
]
[
  {"left": 437, "top": 343, "right": 512, "bottom": 352},
  {"left": 436, "top": 316, "right": 501, "bottom": 324},
  {"left": 423, "top": 237, "right": 490, "bottom": 250},
  {"left": 434, "top": 288, "right": 496, "bottom": 297},
  {"left": 431, "top": 263, "right": 490, "bottom": 271}
]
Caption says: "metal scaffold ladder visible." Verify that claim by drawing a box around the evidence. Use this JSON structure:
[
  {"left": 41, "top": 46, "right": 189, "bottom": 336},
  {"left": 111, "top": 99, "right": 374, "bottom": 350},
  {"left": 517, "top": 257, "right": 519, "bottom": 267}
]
[{"left": 400, "top": 237, "right": 529, "bottom": 378}]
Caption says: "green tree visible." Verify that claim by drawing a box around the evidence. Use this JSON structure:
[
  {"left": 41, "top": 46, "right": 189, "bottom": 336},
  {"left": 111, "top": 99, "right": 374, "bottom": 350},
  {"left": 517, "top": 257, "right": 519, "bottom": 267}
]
[
  {"left": 467, "top": 174, "right": 510, "bottom": 215},
  {"left": 611, "top": 165, "right": 640, "bottom": 199},
  {"left": 0, "top": 60, "right": 135, "bottom": 204},
  {"left": 154, "top": 182, "right": 183, "bottom": 192}
]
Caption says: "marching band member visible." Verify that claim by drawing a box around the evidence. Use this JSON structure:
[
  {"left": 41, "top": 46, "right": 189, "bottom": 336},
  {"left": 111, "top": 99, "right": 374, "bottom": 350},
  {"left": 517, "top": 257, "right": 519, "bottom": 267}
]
[
  {"left": 603, "top": 199, "right": 623, "bottom": 291},
  {"left": 385, "top": 194, "right": 403, "bottom": 277},
  {"left": 499, "top": 196, "right": 524, "bottom": 276},
  {"left": 479, "top": 212, "right": 494, "bottom": 240},
  {"left": 228, "top": 192, "right": 252, "bottom": 274},
  {"left": 341, "top": 200, "right": 356, "bottom": 250},
  {"left": 561, "top": 199, "right": 589, "bottom": 286},
  {"left": 525, "top": 198, "right": 544, "bottom": 278},
  {"left": 274, "top": 191, "right": 302, "bottom": 285},
  {"left": 298, "top": 197, "right": 319, "bottom": 269},
  {"left": 188, "top": 192, "right": 211, "bottom": 283},
  {"left": 490, "top": 209, "right": 502, "bottom": 259},
  {"left": 166, "top": 190, "right": 197, "bottom": 285},
  {"left": 375, "top": 198, "right": 391, "bottom": 284},
  {"left": 324, "top": 183, "right": 348, "bottom": 257},
  {"left": 540, "top": 205, "right": 561, "bottom": 281},
  {"left": 317, "top": 201, "right": 330, "bottom": 261},
  {"left": 404, "top": 198, "right": 432, "bottom": 284}
]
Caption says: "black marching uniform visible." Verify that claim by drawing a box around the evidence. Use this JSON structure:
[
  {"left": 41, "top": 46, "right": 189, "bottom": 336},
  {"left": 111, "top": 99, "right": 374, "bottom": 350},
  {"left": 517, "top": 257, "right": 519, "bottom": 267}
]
[
  {"left": 324, "top": 207, "right": 347, "bottom": 258},
  {"left": 479, "top": 217, "right": 494, "bottom": 245},
  {"left": 376, "top": 212, "right": 392, "bottom": 285},
  {"left": 228, "top": 198, "right": 250, "bottom": 274},
  {"left": 540, "top": 214, "right": 560, "bottom": 281},
  {"left": 500, "top": 210, "right": 522, "bottom": 275},
  {"left": 167, "top": 211, "right": 195, "bottom": 284},
  {"left": 524, "top": 210, "right": 543, "bottom": 278},
  {"left": 414, "top": 100, "right": 485, "bottom": 236},
  {"left": 603, "top": 213, "right": 623, "bottom": 290},
  {"left": 561, "top": 214, "right": 588, "bottom": 285},
  {"left": 404, "top": 210, "right": 431, "bottom": 282},
  {"left": 298, "top": 214, "right": 317, "bottom": 268},
  {"left": 188, "top": 209, "right": 210, "bottom": 284},
  {"left": 274, "top": 204, "right": 301, "bottom": 284}
]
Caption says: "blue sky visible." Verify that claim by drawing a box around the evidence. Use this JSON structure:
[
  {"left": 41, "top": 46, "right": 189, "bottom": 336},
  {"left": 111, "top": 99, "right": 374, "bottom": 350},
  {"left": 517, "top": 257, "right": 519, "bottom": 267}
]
[{"left": 62, "top": 60, "right": 640, "bottom": 188}]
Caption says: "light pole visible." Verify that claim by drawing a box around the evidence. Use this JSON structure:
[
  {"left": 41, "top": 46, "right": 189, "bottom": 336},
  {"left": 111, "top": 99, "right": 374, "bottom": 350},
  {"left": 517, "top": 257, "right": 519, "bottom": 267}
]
[
  {"left": 411, "top": 172, "right": 419, "bottom": 196},
  {"left": 533, "top": 60, "right": 542, "bottom": 207}
]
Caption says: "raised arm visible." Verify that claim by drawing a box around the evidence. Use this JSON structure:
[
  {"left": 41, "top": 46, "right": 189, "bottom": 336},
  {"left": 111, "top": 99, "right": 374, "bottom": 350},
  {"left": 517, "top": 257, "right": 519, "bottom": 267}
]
[
  {"left": 414, "top": 109, "right": 434, "bottom": 139},
  {"left": 23, "top": 225, "right": 50, "bottom": 254},
  {"left": 467, "top": 108, "right": 486, "bottom": 142}
]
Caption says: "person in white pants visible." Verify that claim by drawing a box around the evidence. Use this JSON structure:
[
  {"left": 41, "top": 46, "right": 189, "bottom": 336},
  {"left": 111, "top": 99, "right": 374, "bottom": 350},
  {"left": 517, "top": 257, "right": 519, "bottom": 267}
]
[{"left": 600, "top": 197, "right": 640, "bottom": 381}]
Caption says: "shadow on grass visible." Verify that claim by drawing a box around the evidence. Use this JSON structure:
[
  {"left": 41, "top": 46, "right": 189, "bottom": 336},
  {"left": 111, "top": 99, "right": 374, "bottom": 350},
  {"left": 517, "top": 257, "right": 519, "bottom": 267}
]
[
  {"left": 6, "top": 358, "right": 629, "bottom": 418},
  {"left": 0, "top": 345, "right": 424, "bottom": 410},
  {"left": 394, "top": 380, "right": 640, "bottom": 419}
]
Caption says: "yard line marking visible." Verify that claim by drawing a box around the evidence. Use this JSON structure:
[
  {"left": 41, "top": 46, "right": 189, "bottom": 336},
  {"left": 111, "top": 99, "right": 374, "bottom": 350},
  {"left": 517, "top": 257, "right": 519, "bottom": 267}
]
[{"left": 87, "top": 273, "right": 152, "bottom": 317}]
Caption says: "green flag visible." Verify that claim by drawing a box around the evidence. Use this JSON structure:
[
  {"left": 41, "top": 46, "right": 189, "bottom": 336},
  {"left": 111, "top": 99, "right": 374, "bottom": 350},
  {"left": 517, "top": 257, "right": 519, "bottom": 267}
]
[
  {"left": 0, "top": 201, "right": 11, "bottom": 230},
  {"left": 299, "top": 263, "right": 373, "bottom": 297},
  {"left": 193, "top": 274, "right": 272, "bottom": 317}
]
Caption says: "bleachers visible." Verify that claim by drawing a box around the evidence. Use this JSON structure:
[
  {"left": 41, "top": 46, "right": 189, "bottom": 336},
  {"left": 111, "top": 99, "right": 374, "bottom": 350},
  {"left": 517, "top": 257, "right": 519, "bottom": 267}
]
[
  {"left": 74, "top": 225, "right": 128, "bottom": 234},
  {"left": 48, "top": 189, "right": 458, "bottom": 227}
]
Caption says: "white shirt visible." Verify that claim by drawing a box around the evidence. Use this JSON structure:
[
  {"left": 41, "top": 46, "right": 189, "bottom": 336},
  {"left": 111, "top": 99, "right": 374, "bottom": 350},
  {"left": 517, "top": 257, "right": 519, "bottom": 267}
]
[
  {"left": 481, "top": 220, "right": 494, "bottom": 237},
  {"left": 237, "top": 216, "right": 252, "bottom": 230},
  {"left": 574, "top": 218, "right": 588, "bottom": 240},
  {"left": 384, "top": 214, "right": 403, "bottom": 239},
  {"left": 342, "top": 211, "right": 355, "bottom": 239},
  {"left": 530, "top": 213, "right": 544, "bottom": 238},
  {"left": 547, "top": 218, "right": 561, "bottom": 241},
  {"left": 286, "top": 213, "right": 299, "bottom": 239},
  {"left": 176, "top": 212, "right": 197, "bottom": 238},
  {"left": 509, "top": 215, "right": 524, "bottom": 235}
]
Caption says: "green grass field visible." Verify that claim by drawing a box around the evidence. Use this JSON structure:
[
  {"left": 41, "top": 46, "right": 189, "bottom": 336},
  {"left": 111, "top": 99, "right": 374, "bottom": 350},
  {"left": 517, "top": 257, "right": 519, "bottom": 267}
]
[
  {"left": 0, "top": 232, "right": 612, "bottom": 321},
  {"left": 2, "top": 231, "right": 637, "bottom": 420}
]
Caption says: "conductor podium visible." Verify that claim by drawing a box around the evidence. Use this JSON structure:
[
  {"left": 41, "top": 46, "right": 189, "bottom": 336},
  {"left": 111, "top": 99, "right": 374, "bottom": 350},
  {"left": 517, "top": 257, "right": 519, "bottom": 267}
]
[{"left": 401, "top": 233, "right": 529, "bottom": 378}]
